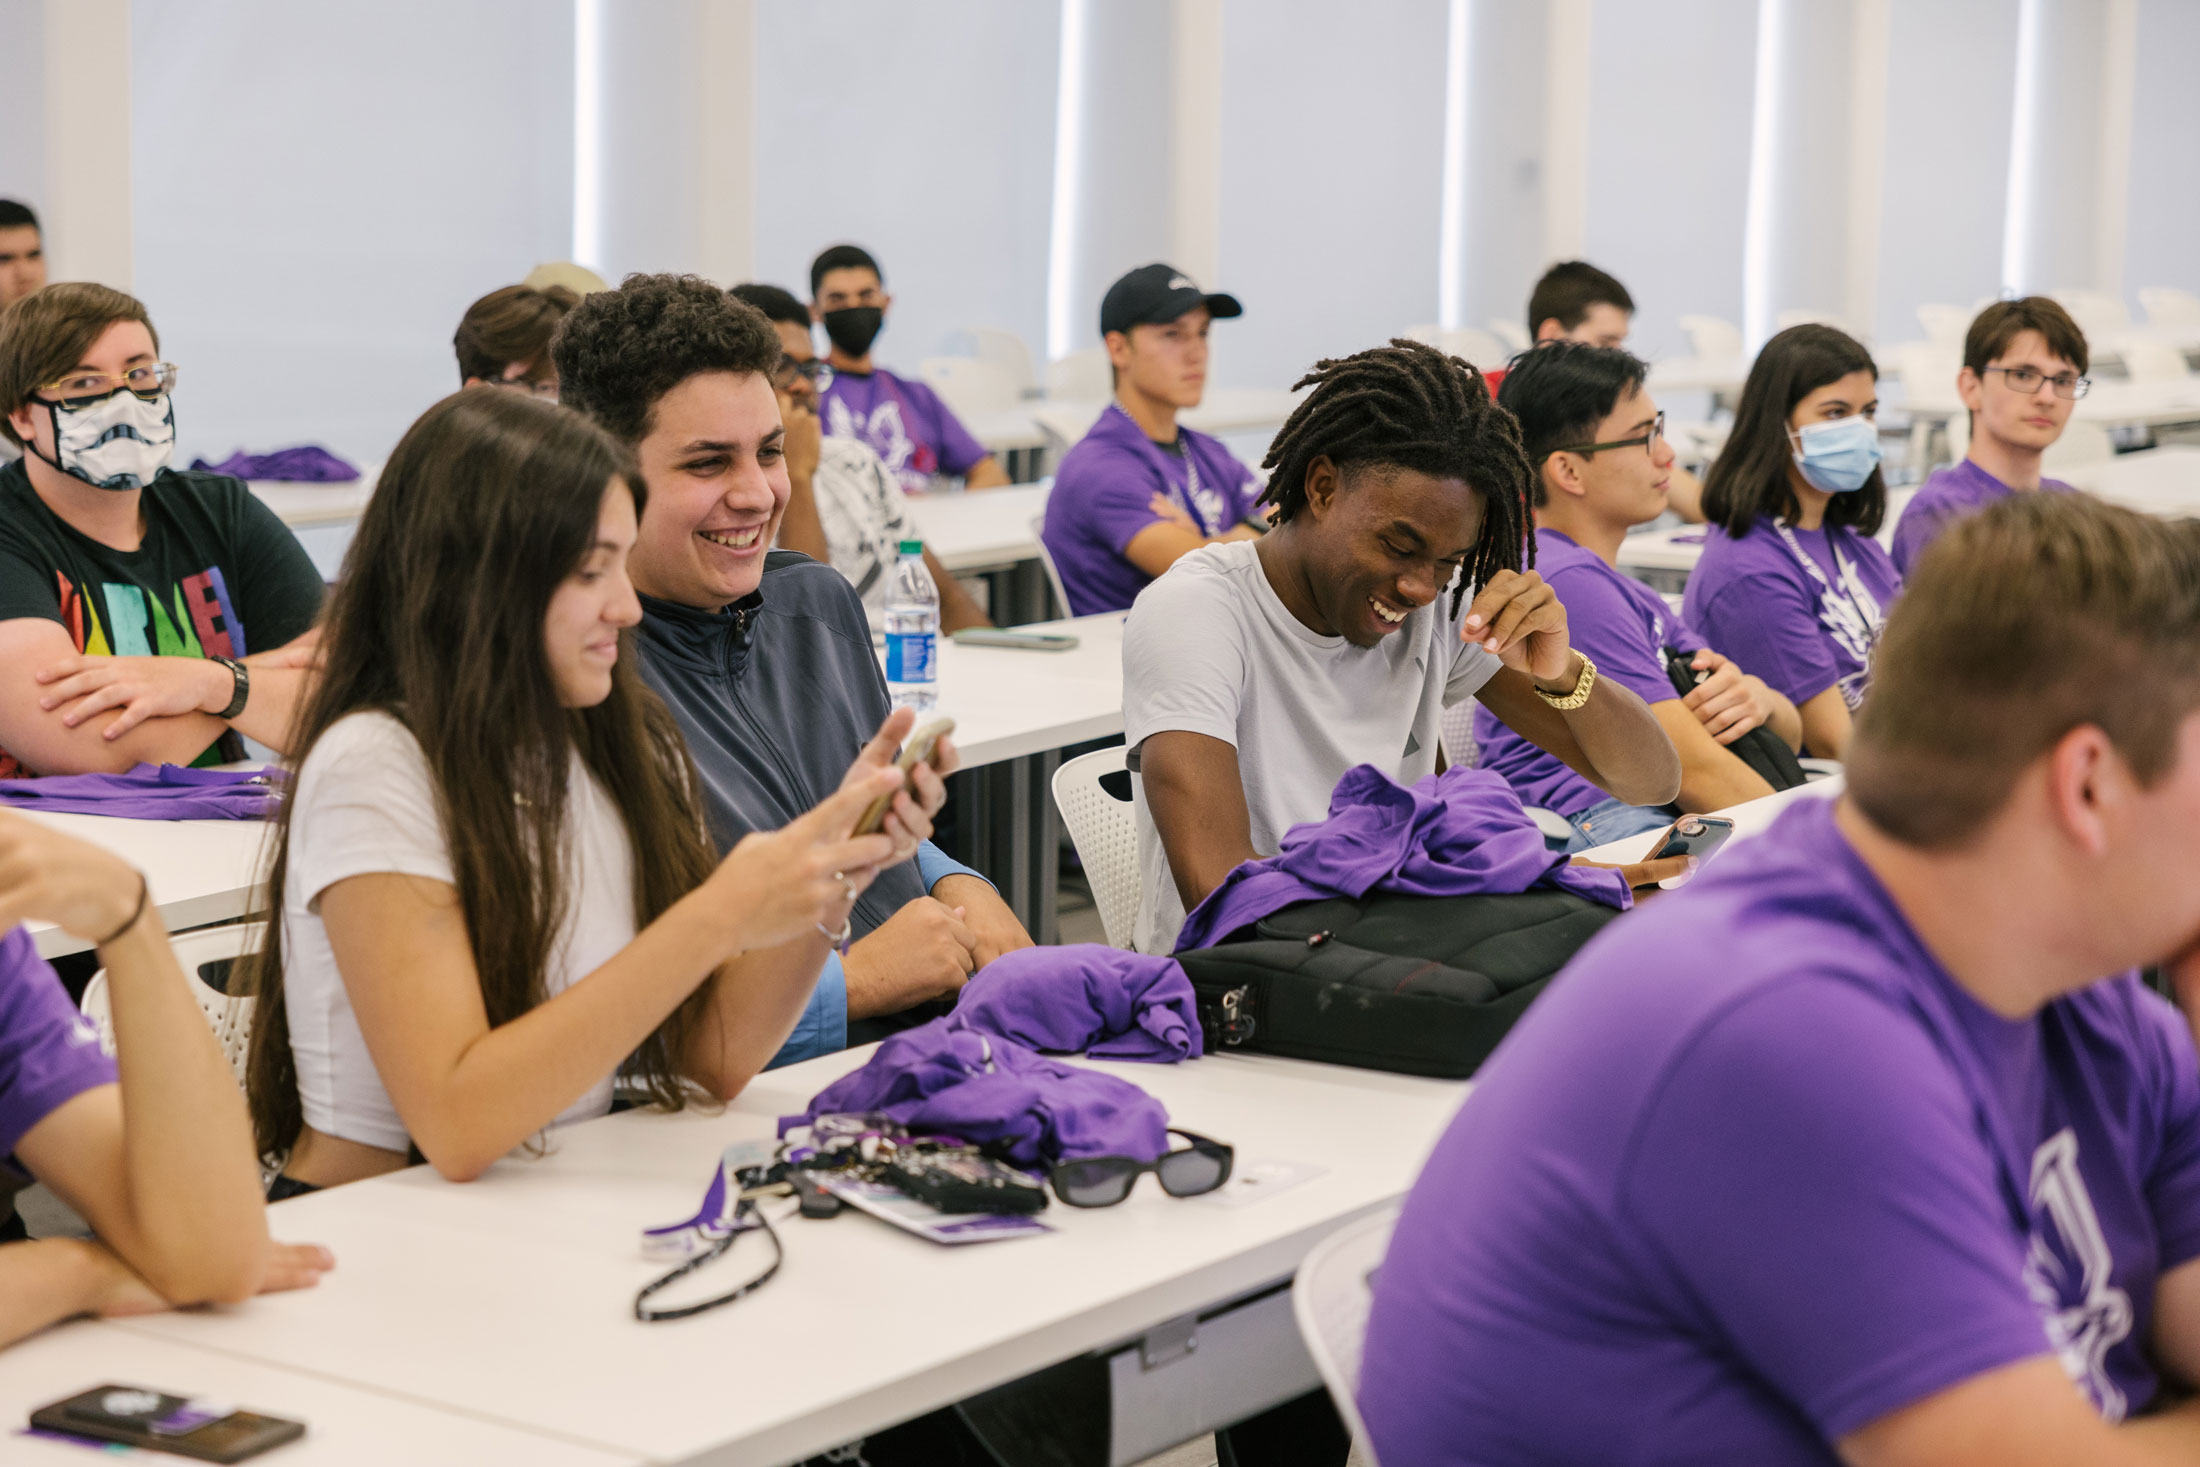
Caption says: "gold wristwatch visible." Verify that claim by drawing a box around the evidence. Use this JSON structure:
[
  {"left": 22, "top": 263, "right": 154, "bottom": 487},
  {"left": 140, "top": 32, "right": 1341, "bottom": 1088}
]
[{"left": 1532, "top": 651, "right": 1597, "bottom": 711}]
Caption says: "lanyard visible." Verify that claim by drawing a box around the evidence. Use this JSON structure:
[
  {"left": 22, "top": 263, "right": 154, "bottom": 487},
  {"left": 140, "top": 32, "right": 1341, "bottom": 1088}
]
[
  {"left": 1772, "top": 521, "right": 1884, "bottom": 706},
  {"left": 1111, "top": 403, "right": 1215, "bottom": 534}
]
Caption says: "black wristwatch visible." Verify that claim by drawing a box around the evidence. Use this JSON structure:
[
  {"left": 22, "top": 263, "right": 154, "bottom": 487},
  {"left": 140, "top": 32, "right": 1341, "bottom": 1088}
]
[{"left": 209, "top": 655, "right": 250, "bottom": 720}]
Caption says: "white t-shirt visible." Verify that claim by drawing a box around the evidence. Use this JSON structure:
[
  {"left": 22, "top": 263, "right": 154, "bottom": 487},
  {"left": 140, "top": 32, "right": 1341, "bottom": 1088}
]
[
  {"left": 280, "top": 710, "right": 639, "bottom": 1154},
  {"left": 1122, "top": 540, "right": 1502, "bottom": 953}
]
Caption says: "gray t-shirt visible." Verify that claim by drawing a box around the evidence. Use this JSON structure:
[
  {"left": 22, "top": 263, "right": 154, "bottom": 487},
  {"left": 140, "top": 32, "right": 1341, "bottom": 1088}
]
[{"left": 1122, "top": 539, "right": 1502, "bottom": 952}]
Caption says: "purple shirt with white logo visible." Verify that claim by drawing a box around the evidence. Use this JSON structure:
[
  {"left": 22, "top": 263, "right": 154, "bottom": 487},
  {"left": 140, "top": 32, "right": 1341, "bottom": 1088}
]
[
  {"left": 818, "top": 367, "right": 990, "bottom": 495},
  {"left": 1474, "top": 528, "right": 1703, "bottom": 816},
  {"left": 1684, "top": 518, "right": 1901, "bottom": 724},
  {"left": 1042, "top": 405, "right": 1264, "bottom": 616},
  {"left": 1360, "top": 798, "right": 2200, "bottom": 1466},
  {"left": 0, "top": 925, "right": 117, "bottom": 1177},
  {"left": 1892, "top": 458, "right": 2078, "bottom": 576}
]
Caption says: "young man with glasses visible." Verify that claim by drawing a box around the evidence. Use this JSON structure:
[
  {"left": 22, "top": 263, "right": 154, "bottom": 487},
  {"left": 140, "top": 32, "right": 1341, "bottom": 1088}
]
[
  {"left": 452, "top": 281, "right": 577, "bottom": 400},
  {"left": 0, "top": 284, "right": 324, "bottom": 780},
  {"left": 730, "top": 284, "right": 987, "bottom": 632},
  {"left": 1891, "top": 297, "right": 2090, "bottom": 575},
  {"left": 1476, "top": 344, "right": 1800, "bottom": 850}
]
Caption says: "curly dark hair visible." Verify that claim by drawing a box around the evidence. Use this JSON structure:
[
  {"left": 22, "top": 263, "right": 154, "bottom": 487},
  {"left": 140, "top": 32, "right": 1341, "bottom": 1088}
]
[
  {"left": 552, "top": 272, "right": 781, "bottom": 444},
  {"left": 1258, "top": 338, "right": 1535, "bottom": 614}
]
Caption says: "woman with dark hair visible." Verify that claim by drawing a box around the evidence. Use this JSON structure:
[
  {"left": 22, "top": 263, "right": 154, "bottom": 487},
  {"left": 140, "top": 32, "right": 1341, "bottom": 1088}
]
[
  {"left": 243, "top": 388, "right": 921, "bottom": 1192},
  {"left": 1685, "top": 324, "right": 1902, "bottom": 760}
]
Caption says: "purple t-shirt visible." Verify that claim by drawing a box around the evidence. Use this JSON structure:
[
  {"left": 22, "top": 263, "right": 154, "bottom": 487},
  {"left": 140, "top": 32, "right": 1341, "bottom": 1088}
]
[
  {"left": 1361, "top": 798, "right": 2200, "bottom": 1465},
  {"left": 1473, "top": 528, "right": 1703, "bottom": 816},
  {"left": 1042, "top": 405, "right": 1264, "bottom": 616},
  {"left": 1892, "top": 458, "right": 2077, "bottom": 576},
  {"left": 1684, "top": 517, "right": 1901, "bottom": 721},
  {"left": 818, "top": 366, "right": 990, "bottom": 494},
  {"left": 0, "top": 925, "right": 116, "bottom": 1179}
]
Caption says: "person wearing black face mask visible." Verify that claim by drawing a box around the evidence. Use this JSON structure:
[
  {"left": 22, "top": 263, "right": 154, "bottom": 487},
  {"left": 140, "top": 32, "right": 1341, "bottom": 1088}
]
[{"left": 808, "top": 244, "right": 1010, "bottom": 493}]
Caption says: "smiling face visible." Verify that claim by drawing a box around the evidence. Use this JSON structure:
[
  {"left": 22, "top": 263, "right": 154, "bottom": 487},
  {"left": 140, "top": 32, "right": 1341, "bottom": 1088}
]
[
  {"left": 542, "top": 479, "right": 642, "bottom": 708},
  {"left": 1958, "top": 328, "right": 2078, "bottom": 455},
  {"left": 1108, "top": 306, "right": 1211, "bottom": 409},
  {"left": 625, "top": 370, "right": 789, "bottom": 609},
  {"left": 1298, "top": 459, "right": 1484, "bottom": 647}
]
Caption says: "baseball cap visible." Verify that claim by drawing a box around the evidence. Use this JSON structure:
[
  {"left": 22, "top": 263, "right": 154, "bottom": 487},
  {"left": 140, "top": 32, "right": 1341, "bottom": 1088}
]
[{"left": 1099, "top": 264, "right": 1243, "bottom": 337}]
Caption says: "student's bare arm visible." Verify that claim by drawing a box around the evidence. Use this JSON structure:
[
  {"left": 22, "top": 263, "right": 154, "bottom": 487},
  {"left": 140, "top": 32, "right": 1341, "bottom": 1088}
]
[
  {"left": 1475, "top": 668, "right": 1680, "bottom": 808},
  {"left": 0, "top": 618, "right": 230, "bottom": 773},
  {"left": 1797, "top": 687, "right": 1855, "bottom": 761},
  {"left": 1838, "top": 1354, "right": 2200, "bottom": 1467},
  {"left": 1138, "top": 730, "right": 1259, "bottom": 913},
  {"left": 964, "top": 455, "right": 1011, "bottom": 489},
  {"left": 2149, "top": 1253, "right": 2200, "bottom": 1391},
  {"left": 925, "top": 548, "right": 992, "bottom": 632},
  {"left": 1650, "top": 699, "right": 1776, "bottom": 813}
]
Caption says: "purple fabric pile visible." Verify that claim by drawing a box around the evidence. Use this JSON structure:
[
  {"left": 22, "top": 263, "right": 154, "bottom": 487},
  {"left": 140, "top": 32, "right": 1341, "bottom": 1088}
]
[
  {"left": 1175, "top": 763, "right": 1632, "bottom": 952},
  {"left": 0, "top": 763, "right": 284, "bottom": 820},
  {"left": 191, "top": 446, "right": 360, "bottom": 482},
  {"left": 949, "top": 944, "right": 1196, "bottom": 1062}
]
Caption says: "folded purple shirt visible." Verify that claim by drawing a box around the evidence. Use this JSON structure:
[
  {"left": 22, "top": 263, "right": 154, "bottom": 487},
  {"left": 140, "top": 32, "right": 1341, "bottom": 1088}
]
[
  {"left": 190, "top": 446, "right": 360, "bottom": 483},
  {"left": 1175, "top": 763, "right": 1632, "bottom": 952},
  {"left": 0, "top": 763, "right": 284, "bottom": 820},
  {"left": 950, "top": 944, "right": 1197, "bottom": 1062},
  {"left": 780, "top": 1020, "right": 1172, "bottom": 1166}
]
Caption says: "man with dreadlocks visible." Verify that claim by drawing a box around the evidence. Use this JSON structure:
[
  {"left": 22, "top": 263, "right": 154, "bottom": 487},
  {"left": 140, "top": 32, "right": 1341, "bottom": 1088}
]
[{"left": 1122, "top": 338, "right": 1682, "bottom": 954}]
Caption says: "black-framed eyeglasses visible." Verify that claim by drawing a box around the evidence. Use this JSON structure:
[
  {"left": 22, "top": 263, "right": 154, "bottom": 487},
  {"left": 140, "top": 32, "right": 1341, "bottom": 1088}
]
[
  {"left": 1049, "top": 1129, "right": 1233, "bottom": 1208},
  {"left": 1547, "top": 410, "right": 1665, "bottom": 458},
  {"left": 773, "top": 356, "right": 833, "bottom": 392},
  {"left": 1983, "top": 364, "right": 2090, "bottom": 400}
]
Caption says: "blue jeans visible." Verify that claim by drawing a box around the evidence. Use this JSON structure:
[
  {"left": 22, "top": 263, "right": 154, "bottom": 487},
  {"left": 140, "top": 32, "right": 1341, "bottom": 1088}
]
[{"left": 1561, "top": 796, "right": 1678, "bottom": 855}]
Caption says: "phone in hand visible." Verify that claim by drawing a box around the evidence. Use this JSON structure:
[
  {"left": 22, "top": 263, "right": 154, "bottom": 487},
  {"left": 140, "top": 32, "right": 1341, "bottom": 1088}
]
[
  {"left": 950, "top": 628, "right": 1080, "bottom": 652},
  {"left": 1647, "top": 815, "right": 1736, "bottom": 865},
  {"left": 852, "top": 716, "right": 956, "bottom": 837},
  {"left": 32, "top": 1386, "right": 305, "bottom": 1462}
]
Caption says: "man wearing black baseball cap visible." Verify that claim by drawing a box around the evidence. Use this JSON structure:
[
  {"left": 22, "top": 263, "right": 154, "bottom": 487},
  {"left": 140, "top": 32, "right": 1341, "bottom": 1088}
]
[{"left": 1039, "top": 263, "right": 1265, "bottom": 616}]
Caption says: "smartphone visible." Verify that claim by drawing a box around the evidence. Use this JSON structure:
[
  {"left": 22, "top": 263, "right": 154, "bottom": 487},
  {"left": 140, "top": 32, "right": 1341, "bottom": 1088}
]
[
  {"left": 950, "top": 628, "right": 1080, "bottom": 652},
  {"left": 852, "top": 716, "right": 956, "bottom": 837},
  {"left": 1647, "top": 815, "right": 1736, "bottom": 865},
  {"left": 32, "top": 1386, "right": 305, "bottom": 1463}
]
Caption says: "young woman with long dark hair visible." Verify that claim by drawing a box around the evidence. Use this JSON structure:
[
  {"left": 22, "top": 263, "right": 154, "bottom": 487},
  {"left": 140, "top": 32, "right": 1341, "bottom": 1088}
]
[
  {"left": 1685, "top": 324, "right": 1902, "bottom": 760},
  {"left": 243, "top": 388, "right": 923, "bottom": 1191}
]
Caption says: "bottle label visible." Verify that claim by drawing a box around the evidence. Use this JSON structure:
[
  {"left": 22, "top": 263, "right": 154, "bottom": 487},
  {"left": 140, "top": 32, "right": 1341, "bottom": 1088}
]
[{"left": 885, "top": 630, "right": 936, "bottom": 684}]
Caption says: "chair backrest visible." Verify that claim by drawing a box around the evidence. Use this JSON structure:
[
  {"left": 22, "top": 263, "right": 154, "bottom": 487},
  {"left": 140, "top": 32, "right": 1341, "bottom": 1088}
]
[
  {"left": 2114, "top": 334, "right": 2191, "bottom": 382},
  {"left": 1400, "top": 322, "right": 1444, "bottom": 347},
  {"left": 960, "top": 327, "right": 1036, "bottom": 396},
  {"left": 1031, "top": 400, "right": 1104, "bottom": 452},
  {"left": 1888, "top": 341, "right": 1960, "bottom": 395},
  {"left": 2140, "top": 286, "right": 2200, "bottom": 332},
  {"left": 1291, "top": 1203, "right": 1401, "bottom": 1462},
  {"left": 80, "top": 921, "right": 268, "bottom": 1088},
  {"left": 1486, "top": 317, "right": 1531, "bottom": 354},
  {"left": 1678, "top": 314, "right": 1744, "bottom": 361},
  {"left": 2042, "top": 418, "right": 2115, "bottom": 474},
  {"left": 1774, "top": 308, "right": 1848, "bottom": 336},
  {"left": 2052, "top": 288, "right": 2131, "bottom": 344},
  {"left": 1029, "top": 512, "right": 1072, "bottom": 621},
  {"left": 1051, "top": 746, "right": 1139, "bottom": 949},
  {"left": 1916, "top": 302, "right": 1972, "bottom": 350},
  {"left": 1438, "top": 327, "right": 1508, "bottom": 369},
  {"left": 917, "top": 356, "right": 1019, "bottom": 417},
  {"left": 1046, "top": 348, "right": 1112, "bottom": 402}
]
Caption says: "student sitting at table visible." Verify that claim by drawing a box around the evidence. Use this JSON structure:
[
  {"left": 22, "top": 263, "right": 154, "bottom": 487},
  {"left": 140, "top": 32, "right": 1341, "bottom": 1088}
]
[
  {"left": 728, "top": 283, "right": 988, "bottom": 633},
  {"left": 0, "top": 198, "right": 45, "bottom": 312},
  {"left": 242, "top": 388, "right": 923, "bottom": 1192},
  {"left": 1684, "top": 323, "right": 1901, "bottom": 762},
  {"left": 1125, "top": 338, "right": 1683, "bottom": 955},
  {"left": 1892, "top": 296, "right": 2090, "bottom": 575},
  {"left": 1362, "top": 492, "right": 2200, "bottom": 1467},
  {"left": 0, "top": 809, "right": 331, "bottom": 1350},
  {"left": 0, "top": 283, "right": 326, "bottom": 779},
  {"left": 452, "top": 281, "right": 578, "bottom": 400},
  {"left": 555, "top": 275, "right": 1032, "bottom": 1062},
  {"left": 808, "top": 244, "right": 1010, "bottom": 493},
  {"left": 1475, "top": 343, "right": 1801, "bottom": 851},
  {"left": 1041, "top": 263, "right": 1266, "bottom": 616}
]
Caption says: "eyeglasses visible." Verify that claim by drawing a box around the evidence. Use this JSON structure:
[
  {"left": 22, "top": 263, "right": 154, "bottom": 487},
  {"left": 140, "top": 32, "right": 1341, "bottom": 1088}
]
[
  {"left": 1547, "top": 410, "right": 1665, "bottom": 459},
  {"left": 1983, "top": 365, "right": 2090, "bottom": 399},
  {"left": 487, "top": 375, "right": 561, "bottom": 402},
  {"left": 773, "top": 356, "right": 833, "bottom": 392},
  {"left": 37, "top": 362, "right": 179, "bottom": 406},
  {"left": 1049, "top": 1129, "right": 1233, "bottom": 1207}
]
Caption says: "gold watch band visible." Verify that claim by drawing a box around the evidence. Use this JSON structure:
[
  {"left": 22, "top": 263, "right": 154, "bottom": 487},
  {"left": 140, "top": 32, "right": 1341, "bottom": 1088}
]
[{"left": 1532, "top": 651, "right": 1597, "bottom": 712}]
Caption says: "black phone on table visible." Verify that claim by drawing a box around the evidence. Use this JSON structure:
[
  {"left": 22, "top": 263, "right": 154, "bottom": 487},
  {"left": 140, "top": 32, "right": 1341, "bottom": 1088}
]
[
  {"left": 32, "top": 1386, "right": 305, "bottom": 1462},
  {"left": 950, "top": 628, "right": 1080, "bottom": 651},
  {"left": 1647, "top": 815, "right": 1736, "bottom": 864}
]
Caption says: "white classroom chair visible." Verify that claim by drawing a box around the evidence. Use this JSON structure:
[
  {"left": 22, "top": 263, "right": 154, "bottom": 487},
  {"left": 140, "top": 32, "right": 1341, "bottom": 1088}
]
[
  {"left": 1046, "top": 348, "right": 1112, "bottom": 402},
  {"left": 1052, "top": 746, "right": 1140, "bottom": 950},
  {"left": 1029, "top": 512, "right": 1072, "bottom": 622},
  {"left": 1487, "top": 317, "right": 1531, "bottom": 354},
  {"left": 1439, "top": 327, "right": 1509, "bottom": 369},
  {"left": 81, "top": 921, "right": 267, "bottom": 1088},
  {"left": 1678, "top": 314, "right": 1744, "bottom": 362},
  {"left": 2052, "top": 289, "right": 2130, "bottom": 344},
  {"left": 1291, "top": 1202, "right": 1400, "bottom": 1466},
  {"left": 2140, "top": 286, "right": 2200, "bottom": 334},
  {"left": 1916, "top": 303, "right": 1971, "bottom": 351},
  {"left": 2042, "top": 419, "right": 2115, "bottom": 476},
  {"left": 954, "top": 327, "right": 1037, "bottom": 398},
  {"left": 918, "top": 357, "right": 1019, "bottom": 419},
  {"left": 2112, "top": 334, "right": 2191, "bottom": 383},
  {"left": 1032, "top": 401, "right": 1104, "bottom": 454},
  {"left": 1400, "top": 323, "right": 1443, "bottom": 347},
  {"left": 1775, "top": 308, "right": 1849, "bottom": 336}
]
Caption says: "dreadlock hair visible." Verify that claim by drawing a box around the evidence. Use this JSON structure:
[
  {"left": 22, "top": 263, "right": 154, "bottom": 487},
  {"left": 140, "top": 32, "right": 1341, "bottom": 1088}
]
[{"left": 1258, "top": 338, "right": 1535, "bottom": 617}]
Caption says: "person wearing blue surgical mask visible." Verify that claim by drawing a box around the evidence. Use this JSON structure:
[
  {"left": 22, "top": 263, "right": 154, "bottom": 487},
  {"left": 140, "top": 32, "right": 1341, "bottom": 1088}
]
[{"left": 1684, "top": 324, "right": 1902, "bottom": 760}]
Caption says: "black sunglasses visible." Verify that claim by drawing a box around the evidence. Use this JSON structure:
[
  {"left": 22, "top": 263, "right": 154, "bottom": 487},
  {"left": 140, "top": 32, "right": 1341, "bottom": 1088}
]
[{"left": 1049, "top": 1129, "right": 1234, "bottom": 1208}]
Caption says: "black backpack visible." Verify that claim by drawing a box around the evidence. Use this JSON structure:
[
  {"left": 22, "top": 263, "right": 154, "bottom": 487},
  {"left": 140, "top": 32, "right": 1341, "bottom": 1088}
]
[
  {"left": 1173, "top": 887, "right": 1621, "bottom": 1079},
  {"left": 1663, "top": 649, "right": 1810, "bottom": 793}
]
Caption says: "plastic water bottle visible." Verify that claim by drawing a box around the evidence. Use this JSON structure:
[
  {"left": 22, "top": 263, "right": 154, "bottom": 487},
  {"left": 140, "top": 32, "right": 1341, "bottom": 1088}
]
[{"left": 883, "top": 539, "right": 939, "bottom": 711}]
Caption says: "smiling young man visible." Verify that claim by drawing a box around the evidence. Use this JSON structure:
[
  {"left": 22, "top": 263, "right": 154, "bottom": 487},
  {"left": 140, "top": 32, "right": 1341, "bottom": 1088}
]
[
  {"left": 555, "top": 275, "right": 1030, "bottom": 1062},
  {"left": 0, "top": 284, "right": 324, "bottom": 780},
  {"left": 1040, "top": 264, "right": 1266, "bottom": 617},
  {"left": 1475, "top": 343, "right": 1800, "bottom": 849},
  {"left": 808, "top": 244, "right": 1009, "bottom": 494},
  {"left": 1891, "top": 297, "right": 2090, "bottom": 575},
  {"left": 1364, "top": 493, "right": 2200, "bottom": 1467},
  {"left": 1123, "top": 339, "right": 1681, "bottom": 954}
]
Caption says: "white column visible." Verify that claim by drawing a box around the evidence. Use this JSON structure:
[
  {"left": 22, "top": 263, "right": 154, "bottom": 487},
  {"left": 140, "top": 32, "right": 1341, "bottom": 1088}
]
[
  {"left": 1170, "top": 0, "right": 1224, "bottom": 290},
  {"left": 1842, "top": 0, "right": 1889, "bottom": 338},
  {"left": 1045, "top": 0, "right": 1091, "bottom": 363},
  {"left": 1438, "top": 0, "right": 1564, "bottom": 335},
  {"left": 1541, "top": 0, "right": 1591, "bottom": 266},
  {"left": 2003, "top": 0, "right": 2135, "bottom": 297},
  {"left": 1742, "top": 0, "right": 1862, "bottom": 346},
  {"left": 42, "top": 0, "right": 131, "bottom": 289},
  {"left": 697, "top": 0, "right": 757, "bottom": 288}
]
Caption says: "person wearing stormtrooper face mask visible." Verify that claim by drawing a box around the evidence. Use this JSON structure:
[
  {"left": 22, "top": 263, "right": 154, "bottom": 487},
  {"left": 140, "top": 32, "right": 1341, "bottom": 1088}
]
[
  {"left": 1686, "top": 324, "right": 1902, "bottom": 761},
  {"left": 0, "top": 284, "right": 325, "bottom": 779},
  {"left": 808, "top": 243, "right": 1011, "bottom": 493}
]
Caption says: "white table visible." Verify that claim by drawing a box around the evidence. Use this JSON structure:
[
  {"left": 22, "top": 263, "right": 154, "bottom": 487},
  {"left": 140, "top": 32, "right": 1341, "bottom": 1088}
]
[
  {"left": 1579, "top": 775, "right": 1842, "bottom": 866},
  {"left": 18, "top": 808, "right": 272, "bottom": 960},
  {"left": 246, "top": 479, "right": 375, "bottom": 530},
  {"left": 907, "top": 483, "right": 1052, "bottom": 576},
  {"left": 103, "top": 1046, "right": 1465, "bottom": 1466},
  {"left": 2064, "top": 444, "right": 2200, "bottom": 515},
  {"left": 4, "top": 1319, "right": 640, "bottom": 1465},
  {"left": 1649, "top": 355, "right": 1750, "bottom": 400}
]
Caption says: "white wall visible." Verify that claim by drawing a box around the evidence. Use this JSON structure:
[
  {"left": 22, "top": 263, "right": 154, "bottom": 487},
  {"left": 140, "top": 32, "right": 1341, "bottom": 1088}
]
[
  {"left": 2123, "top": 0, "right": 2200, "bottom": 304},
  {"left": 0, "top": 2, "right": 44, "bottom": 212}
]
